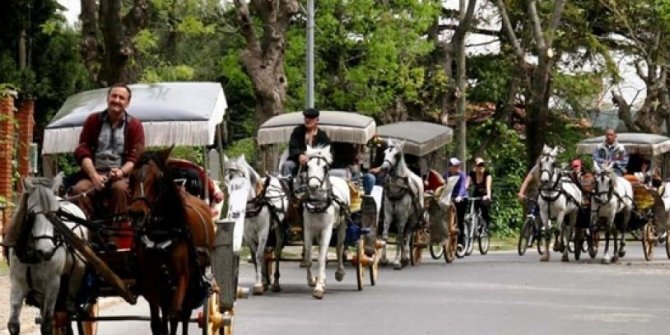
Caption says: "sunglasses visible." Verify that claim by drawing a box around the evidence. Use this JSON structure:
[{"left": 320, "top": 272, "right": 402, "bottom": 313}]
[
  {"left": 572, "top": 165, "right": 580, "bottom": 169},
  {"left": 476, "top": 163, "right": 485, "bottom": 167}
]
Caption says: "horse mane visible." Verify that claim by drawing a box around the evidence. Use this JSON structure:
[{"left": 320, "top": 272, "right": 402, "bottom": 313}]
[
  {"left": 305, "top": 145, "right": 333, "bottom": 165},
  {"left": 137, "top": 150, "right": 189, "bottom": 230}
]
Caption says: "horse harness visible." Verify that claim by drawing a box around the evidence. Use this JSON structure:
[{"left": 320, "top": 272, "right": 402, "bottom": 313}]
[
  {"left": 245, "top": 177, "right": 287, "bottom": 229},
  {"left": 538, "top": 168, "right": 580, "bottom": 220},
  {"left": 302, "top": 155, "right": 349, "bottom": 216},
  {"left": 383, "top": 159, "right": 425, "bottom": 226}
]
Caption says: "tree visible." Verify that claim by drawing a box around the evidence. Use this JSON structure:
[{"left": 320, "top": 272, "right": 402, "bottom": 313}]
[
  {"left": 231, "top": 0, "right": 300, "bottom": 126},
  {"left": 80, "top": 0, "right": 150, "bottom": 85}
]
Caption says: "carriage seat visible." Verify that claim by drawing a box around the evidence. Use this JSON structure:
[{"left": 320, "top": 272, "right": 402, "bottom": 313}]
[
  {"left": 330, "top": 168, "right": 352, "bottom": 181},
  {"left": 167, "top": 158, "right": 209, "bottom": 200}
]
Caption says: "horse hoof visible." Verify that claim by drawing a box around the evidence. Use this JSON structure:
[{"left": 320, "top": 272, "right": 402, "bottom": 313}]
[
  {"left": 540, "top": 254, "right": 550, "bottom": 262},
  {"left": 308, "top": 277, "right": 317, "bottom": 287},
  {"left": 393, "top": 261, "right": 403, "bottom": 270},
  {"left": 618, "top": 250, "right": 626, "bottom": 258},
  {"left": 380, "top": 258, "right": 389, "bottom": 267},
  {"left": 561, "top": 254, "right": 569, "bottom": 262},
  {"left": 601, "top": 257, "right": 611, "bottom": 264},
  {"left": 300, "top": 260, "right": 310, "bottom": 268},
  {"left": 271, "top": 284, "right": 281, "bottom": 292},
  {"left": 611, "top": 256, "right": 619, "bottom": 263},
  {"left": 312, "top": 288, "right": 324, "bottom": 300},
  {"left": 253, "top": 284, "right": 265, "bottom": 295},
  {"left": 335, "top": 271, "right": 345, "bottom": 282}
]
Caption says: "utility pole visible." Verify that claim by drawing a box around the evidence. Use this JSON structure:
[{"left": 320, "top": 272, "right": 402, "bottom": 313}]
[{"left": 306, "top": 0, "right": 315, "bottom": 109}]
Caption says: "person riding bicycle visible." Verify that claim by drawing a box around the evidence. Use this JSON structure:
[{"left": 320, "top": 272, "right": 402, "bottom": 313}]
[
  {"left": 592, "top": 128, "right": 628, "bottom": 176},
  {"left": 465, "top": 157, "right": 492, "bottom": 229},
  {"left": 281, "top": 108, "right": 331, "bottom": 190},
  {"left": 443, "top": 157, "right": 468, "bottom": 249}
]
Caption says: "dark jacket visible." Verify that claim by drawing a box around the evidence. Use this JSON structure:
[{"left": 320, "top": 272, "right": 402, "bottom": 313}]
[
  {"left": 287, "top": 125, "right": 331, "bottom": 163},
  {"left": 74, "top": 110, "right": 145, "bottom": 166}
]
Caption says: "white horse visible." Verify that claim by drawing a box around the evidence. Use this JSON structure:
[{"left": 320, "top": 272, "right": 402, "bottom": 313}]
[
  {"left": 302, "top": 145, "right": 350, "bottom": 299},
  {"left": 223, "top": 155, "right": 288, "bottom": 295},
  {"left": 379, "top": 140, "right": 424, "bottom": 269},
  {"left": 592, "top": 162, "right": 633, "bottom": 263},
  {"left": 7, "top": 173, "right": 88, "bottom": 335},
  {"left": 536, "top": 145, "right": 583, "bottom": 262}
]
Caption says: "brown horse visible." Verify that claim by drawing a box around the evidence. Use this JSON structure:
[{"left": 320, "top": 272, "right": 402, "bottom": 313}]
[{"left": 128, "top": 147, "right": 215, "bottom": 335}]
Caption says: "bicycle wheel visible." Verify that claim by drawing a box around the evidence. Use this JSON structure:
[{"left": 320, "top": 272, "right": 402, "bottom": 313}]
[
  {"left": 518, "top": 217, "right": 533, "bottom": 256},
  {"left": 573, "top": 228, "right": 584, "bottom": 261},
  {"left": 465, "top": 217, "right": 475, "bottom": 256},
  {"left": 444, "top": 204, "right": 458, "bottom": 263},
  {"left": 478, "top": 221, "right": 490, "bottom": 255},
  {"left": 456, "top": 218, "right": 468, "bottom": 259}
]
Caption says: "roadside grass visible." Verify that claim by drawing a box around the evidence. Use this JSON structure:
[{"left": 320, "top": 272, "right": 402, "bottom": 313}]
[{"left": 0, "top": 261, "right": 7, "bottom": 275}]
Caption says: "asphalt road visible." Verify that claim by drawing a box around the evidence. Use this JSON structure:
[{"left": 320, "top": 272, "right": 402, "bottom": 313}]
[{"left": 28, "top": 242, "right": 670, "bottom": 335}]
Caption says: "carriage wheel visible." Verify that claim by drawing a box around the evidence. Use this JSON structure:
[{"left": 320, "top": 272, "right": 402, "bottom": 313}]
[
  {"left": 443, "top": 205, "right": 457, "bottom": 263},
  {"left": 199, "top": 288, "right": 223, "bottom": 335},
  {"left": 517, "top": 217, "right": 533, "bottom": 256},
  {"left": 666, "top": 225, "right": 670, "bottom": 259},
  {"left": 642, "top": 223, "right": 655, "bottom": 261},
  {"left": 356, "top": 239, "right": 365, "bottom": 291},
  {"left": 409, "top": 228, "right": 423, "bottom": 266},
  {"left": 222, "top": 309, "right": 235, "bottom": 335},
  {"left": 369, "top": 250, "right": 379, "bottom": 286},
  {"left": 587, "top": 229, "right": 599, "bottom": 259}
]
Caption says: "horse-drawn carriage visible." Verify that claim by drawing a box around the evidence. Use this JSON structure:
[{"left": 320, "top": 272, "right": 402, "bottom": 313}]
[
  {"left": 11, "top": 82, "right": 241, "bottom": 334},
  {"left": 375, "top": 121, "right": 458, "bottom": 266},
  {"left": 250, "top": 111, "right": 382, "bottom": 297},
  {"left": 576, "top": 133, "right": 670, "bottom": 262}
]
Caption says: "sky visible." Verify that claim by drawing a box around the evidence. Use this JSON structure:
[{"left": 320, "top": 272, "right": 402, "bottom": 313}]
[{"left": 58, "top": 0, "right": 80, "bottom": 25}]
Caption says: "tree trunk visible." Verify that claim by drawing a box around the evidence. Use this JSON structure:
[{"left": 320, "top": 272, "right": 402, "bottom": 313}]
[
  {"left": 526, "top": 55, "right": 552, "bottom": 166},
  {"left": 80, "top": 0, "right": 149, "bottom": 86}
]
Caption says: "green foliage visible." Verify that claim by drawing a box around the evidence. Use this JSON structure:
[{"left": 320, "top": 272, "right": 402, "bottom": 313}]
[
  {"left": 224, "top": 138, "right": 256, "bottom": 164},
  {"left": 467, "top": 121, "right": 526, "bottom": 237}
]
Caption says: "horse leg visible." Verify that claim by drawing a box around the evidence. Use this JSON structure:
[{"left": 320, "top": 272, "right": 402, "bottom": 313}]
[
  {"left": 271, "top": 226, "right": 284, "bottom": 292},
  {"left": 39, "top": 272, "right": 62, "bottom": 335},
  {"left": 302, "top": 220, "right": 316, "bottom": 288},
  {"left": 7, "top": 267, "right": 26, "bottom": 335},
  {"left": 257, "top": 216, "right": 271, "bottom": 292},
  {"left": 312, "top": 224, "right": 333, "bottom": 299},
  {"left": 561, "top": 212, "right": 574, "bottom": 262},
  {"left": 539, "top": 205, "right": 550, "bottom": 262},
  {"left": 619, "top": 210, "right": 631, "bottom": 258},
  {"left": 602, "top": 220, "right": 612, "bottom": 264},
  {"left": 334, "top": 215, "right": 347, "bottom": 282},
  {"left": 394, "top": 209, "right": 410, "bottom": 270},
  {"left": 380, "top": 198, "right": 393, "bottom": 266},
  {"left": 247, "top": 238, "right": 263, "bottom": 295}
]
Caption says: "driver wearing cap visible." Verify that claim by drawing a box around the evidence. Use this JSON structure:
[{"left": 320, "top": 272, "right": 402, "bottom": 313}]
[{"left": 281, "top": 108, "right": 331, "bottom": 177}]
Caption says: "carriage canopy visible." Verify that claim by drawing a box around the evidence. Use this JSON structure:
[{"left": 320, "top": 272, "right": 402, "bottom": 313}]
[
  {"left": 576, "top": 133, "right": 670, "bottom": 156},
  {"left": 377, "top": 121, "right": 453, "bottom": 156},
  {"left": 257, "top": 111, "right": 376, "bottom": 145},
  {"left": 42, "top": 82, "right": 228, "bottom": 154}
]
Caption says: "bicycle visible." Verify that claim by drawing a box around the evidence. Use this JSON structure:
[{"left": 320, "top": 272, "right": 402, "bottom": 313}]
[
  {"left": 456, "top": 197, "right": 490, "bottom": 257},
  {"left": 517, "top": 199, "right": 545, "bottom": 256}
]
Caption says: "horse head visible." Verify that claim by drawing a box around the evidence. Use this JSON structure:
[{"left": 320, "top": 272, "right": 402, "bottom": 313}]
[
  {"left": 20, "top": 174, "right": 63, "bottom": 261},
  {"left": 593, "top": 162, "right": 616, "bottom": 204},
  {"left": 224, "top": 154, "right": 259, "bottom": 201},
  {"left": 128, "top": 146, "right": 175, "bottom": 228},
  {"left": 380, "top": 139, "right": 408, "bottom": 176},
  {"left": 305, "top": 144, "right": 332, "bottom": 192},
  {"left": 539, "top": 145, "right": 563, "bottom": 185}
]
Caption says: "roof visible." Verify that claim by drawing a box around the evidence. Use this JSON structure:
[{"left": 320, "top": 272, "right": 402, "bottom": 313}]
[
  {"left": 377, "top": 121, "right": 453, "bottom": 156},
  {"left": 257, "top": 111, "right": 376, "bottom": 145},
  {"left": 576, "top": 132, "right": 670, "bottom": 156},
  {"left": 42, "top": 82, "right": 227, "bottom": 154}
]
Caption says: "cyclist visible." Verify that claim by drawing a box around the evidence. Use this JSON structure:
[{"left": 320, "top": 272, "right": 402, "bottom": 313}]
[
  {"left": 443, "top": 157, "right": 468, "bottom": 249},
  {"left": 518, "top": 162, "right": 540, "bottom": 216},
  {"left": 465, "top": 157, "right": 492, "bottom": 229}
]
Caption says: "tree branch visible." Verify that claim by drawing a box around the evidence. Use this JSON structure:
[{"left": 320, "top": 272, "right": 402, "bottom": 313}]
[
  {"left": 495, "top": 0, "right": 525, "bottom": 61},
  {"left": 233, "top": 0, "right": 262, "bottom": 59},
  {"left": 526, "top": 0, "right": 546, "bottom": 51},
  {"left": 544, "top": 0, "right": 567, "bottom": 47}
]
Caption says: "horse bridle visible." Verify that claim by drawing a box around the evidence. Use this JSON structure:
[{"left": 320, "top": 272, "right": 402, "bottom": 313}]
[
  {"left": 592, "top": 171, "right": 615, "bottom": 205},
  {"left": 21, "top": 210, "right": 63, "bottom": 262},
  {"left": 306, "top": 155, "right": 331, "bottom": 189},
  {"left": 129, "top": 163, "right": 166, "bottom": 225}
]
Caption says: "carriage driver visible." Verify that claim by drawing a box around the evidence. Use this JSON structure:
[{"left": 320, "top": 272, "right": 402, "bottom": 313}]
[
  {"left": 281, "top": 108, "right": 331, "bottom": 178},
  {"left": 593, "top": 128, "right": 628, "bottom": 176},
  {"left": 70, "top": 83, "right": 145, "bottom": 219}
]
